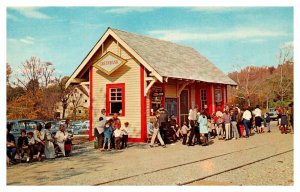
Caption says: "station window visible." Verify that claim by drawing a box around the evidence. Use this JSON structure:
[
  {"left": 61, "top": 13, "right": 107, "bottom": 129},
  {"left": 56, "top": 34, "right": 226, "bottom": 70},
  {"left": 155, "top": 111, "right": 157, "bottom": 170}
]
[
  {"left": 151, "top": 87, "right": 163, "bottom": 114},
  {"left": 200, "top": 89, "right": 207, "bottom": 109},
  {"left": 106, "top": 84, "right": 125, "bottom": 116}
]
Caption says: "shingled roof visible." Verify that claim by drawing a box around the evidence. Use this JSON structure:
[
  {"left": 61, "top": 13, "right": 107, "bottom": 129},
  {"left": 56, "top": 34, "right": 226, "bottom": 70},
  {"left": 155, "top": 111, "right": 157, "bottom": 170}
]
[{"left": 111, "top": 28, "right": 237, "bottom": 85}]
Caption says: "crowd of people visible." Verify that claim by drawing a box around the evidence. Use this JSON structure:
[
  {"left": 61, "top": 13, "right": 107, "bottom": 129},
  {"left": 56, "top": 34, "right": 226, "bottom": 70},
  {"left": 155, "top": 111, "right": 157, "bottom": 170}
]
[
  {"left": 147, "top": 104, "right": 293, "bottom": 148},
  {"left": 94, "top": 109, "right": 129, "bottom": 151},
  {"left": 6, "top": 120, "right": 73, "bottom": 165},
  {"left": 7, "top": 105, "right": 293, "bottom": 165}
]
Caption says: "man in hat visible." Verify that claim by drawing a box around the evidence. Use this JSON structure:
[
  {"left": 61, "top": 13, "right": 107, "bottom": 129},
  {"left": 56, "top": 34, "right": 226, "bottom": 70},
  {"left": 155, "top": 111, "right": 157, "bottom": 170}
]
[{"left": 150, "top": 111, "right": 166, "bottom": 148}]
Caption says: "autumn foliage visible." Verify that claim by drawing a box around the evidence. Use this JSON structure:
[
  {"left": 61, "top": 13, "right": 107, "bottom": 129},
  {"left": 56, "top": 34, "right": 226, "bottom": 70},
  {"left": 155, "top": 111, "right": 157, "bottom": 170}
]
[
  {"left": 227, "top": 62, "right": 293, "bottom": 109},
  {"left": 7, "top": 57, "right": 87, "bottom": 120}
]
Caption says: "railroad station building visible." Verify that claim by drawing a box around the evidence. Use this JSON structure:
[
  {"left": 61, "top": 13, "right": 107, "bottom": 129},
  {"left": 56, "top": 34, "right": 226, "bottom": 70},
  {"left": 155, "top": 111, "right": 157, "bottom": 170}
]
[{"left": 66, "top": 27, "right": 237, "bottom": 142}]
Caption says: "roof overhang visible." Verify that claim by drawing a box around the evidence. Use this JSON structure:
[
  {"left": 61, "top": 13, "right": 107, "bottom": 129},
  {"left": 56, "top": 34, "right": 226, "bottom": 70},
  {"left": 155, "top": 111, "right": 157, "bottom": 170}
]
[
  {"left": 166, "top": 76, "right": 237, "bottom": 86},
  {"left": 66, "top": 27, "right": 163, "bottom": 88}
]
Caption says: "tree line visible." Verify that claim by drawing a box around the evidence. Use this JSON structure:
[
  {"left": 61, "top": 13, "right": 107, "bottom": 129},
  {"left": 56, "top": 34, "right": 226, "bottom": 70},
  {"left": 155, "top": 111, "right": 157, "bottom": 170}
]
[
  {"left": 227, "top": 45, "right": 293, "bottom": 110},
  {"left": 7, "top": 57, "right": 88, "bottom": 120}
]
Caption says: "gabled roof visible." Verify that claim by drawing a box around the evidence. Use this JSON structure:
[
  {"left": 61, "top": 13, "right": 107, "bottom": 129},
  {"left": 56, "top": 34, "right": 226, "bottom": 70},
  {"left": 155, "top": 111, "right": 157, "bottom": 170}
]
[
  {"left": 111, "top": 28, "right": 236, "bottom": 85},
  {"left": 66, "top": 27, "right": 237, "bottom": 87}
]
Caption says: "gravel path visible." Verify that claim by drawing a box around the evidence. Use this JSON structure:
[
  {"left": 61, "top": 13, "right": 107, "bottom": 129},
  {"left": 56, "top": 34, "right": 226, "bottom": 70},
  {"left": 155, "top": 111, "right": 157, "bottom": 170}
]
[{"left": 6, "top": 122, "right": 293, "bottom": 186}]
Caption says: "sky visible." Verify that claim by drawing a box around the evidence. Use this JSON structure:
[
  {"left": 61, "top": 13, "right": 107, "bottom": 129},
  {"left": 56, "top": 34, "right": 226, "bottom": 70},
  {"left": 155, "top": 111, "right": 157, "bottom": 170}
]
[{"left": 6, "top": 7, "right": 293, "bottom": 79}]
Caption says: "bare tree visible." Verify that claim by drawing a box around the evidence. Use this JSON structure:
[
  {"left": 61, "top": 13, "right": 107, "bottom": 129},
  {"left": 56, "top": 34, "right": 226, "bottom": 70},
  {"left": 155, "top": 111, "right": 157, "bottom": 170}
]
[
  {"left": 274, "top": 44, "right": 294, "bottom": 102},
  {"left": 7, "top": 63, "right": 12, "bottom": 87},
  {"left": 41, "top": 61, "right": 55, "bottom": 88},
  {"left": 260, "top": 78, "right": 276, "bottom": 110},
  {"left": 230, "top": 65, "right": 261, "bottom": 107},
  {"left": 69, "top": 86, "right": 86, "bottom": 120},
  {"left": 54, "top": 76, "right": 72, "bottom": 119},
  {"left": 14, "top": 57, "right": 56, "bottom": 94}
]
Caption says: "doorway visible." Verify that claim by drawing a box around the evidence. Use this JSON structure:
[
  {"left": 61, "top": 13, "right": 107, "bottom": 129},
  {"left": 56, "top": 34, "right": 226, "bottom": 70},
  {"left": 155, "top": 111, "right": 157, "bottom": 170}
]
[
  {"left": 165, "top": 98, "right": 177, "bottom": 116},
  {"left": 180, "top": 89, "right": 189, "bottom": 125}
]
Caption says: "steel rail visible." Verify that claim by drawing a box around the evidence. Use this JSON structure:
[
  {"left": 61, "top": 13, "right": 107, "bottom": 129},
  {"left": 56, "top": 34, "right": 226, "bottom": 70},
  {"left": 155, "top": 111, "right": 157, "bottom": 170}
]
[
  {"left": 93, "top": 145, "right": 260, "bottom": 185},
  {"left": 177, "top": 149, "right": 293, "bottom": 186}
]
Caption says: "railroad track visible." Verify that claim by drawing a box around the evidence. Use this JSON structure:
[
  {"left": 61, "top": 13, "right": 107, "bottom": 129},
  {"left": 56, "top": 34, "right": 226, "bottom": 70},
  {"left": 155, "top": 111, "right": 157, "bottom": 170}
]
[
  {"left": 93, "top": 146, "right": 293, "bottom": 186},
  {"left": 177, "top": 149, "right": 293, "bottom": 185},
  {"left": 93, "top": 145, "right": 291, "bottom": 186}
]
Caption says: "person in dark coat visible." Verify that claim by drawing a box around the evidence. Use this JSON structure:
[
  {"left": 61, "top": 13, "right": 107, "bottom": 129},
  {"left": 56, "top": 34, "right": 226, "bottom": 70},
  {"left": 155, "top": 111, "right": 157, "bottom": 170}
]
[
  {"left": 187, "top": 119, "right": 197, "bottom": 146},
  {"left": 17, "top": 129, "right": 30, "bottom": 162},
  {"left": 203, "top": 104, "right": 211, "bottom": 119},
  {"left": 280, "top": 111, "right": 289, "bottom": 134},
  {"left": 159, "top": 108, "right": 169, "bottom": 144},
  {"left": 169, "top": 115, "right": 178, "bottom": 142},
  {"left": 7, "top": 124, "right": 17, "bottom": 164},
  {"left": 265, "top": 113, "right": 271, "bottom": 133}
]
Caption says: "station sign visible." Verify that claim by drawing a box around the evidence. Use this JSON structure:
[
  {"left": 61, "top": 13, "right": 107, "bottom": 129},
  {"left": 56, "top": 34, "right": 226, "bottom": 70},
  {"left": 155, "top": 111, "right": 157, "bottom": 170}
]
[{"left": 93, "top": 51, "right": 127, "bottom": 75}]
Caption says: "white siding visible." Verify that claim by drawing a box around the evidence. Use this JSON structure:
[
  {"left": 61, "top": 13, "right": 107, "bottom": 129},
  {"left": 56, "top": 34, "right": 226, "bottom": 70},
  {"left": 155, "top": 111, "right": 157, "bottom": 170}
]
[{"left": 90, "top": 36, "right": 142, "bottom": 138}]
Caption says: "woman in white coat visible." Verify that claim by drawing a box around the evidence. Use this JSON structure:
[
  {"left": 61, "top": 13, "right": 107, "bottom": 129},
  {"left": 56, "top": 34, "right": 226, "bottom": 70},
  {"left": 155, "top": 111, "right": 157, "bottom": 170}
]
[
  {"left": 55, "top": 124, "right": 67, "bottom": 156},
  {"left": 44, "top": 122, "right": 55, "bottom": 159}
]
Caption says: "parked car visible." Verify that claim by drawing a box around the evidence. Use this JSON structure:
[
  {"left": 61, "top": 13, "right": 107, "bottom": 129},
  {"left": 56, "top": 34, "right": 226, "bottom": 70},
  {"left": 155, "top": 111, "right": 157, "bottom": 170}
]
[
  {"left": 7, "top": 119, "right": 45, "bottom": 145},
  {"left": 70, "top": 124, "right": 82, "bottom": 135},
  {"left": 82, "top": 120, "right": 89, "bottom": 126},
  {"left": 78, "top": 124, "right": 89, "bottom": 135},
  {"left": 268, "top": 108, "right": 278, "bottom": 121}
]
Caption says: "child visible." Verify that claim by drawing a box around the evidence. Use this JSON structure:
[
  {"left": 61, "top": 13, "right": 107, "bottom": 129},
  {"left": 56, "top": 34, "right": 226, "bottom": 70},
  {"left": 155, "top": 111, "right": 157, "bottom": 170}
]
[
  {"left": 169, "top": 115, "right": 180, "bottom": 141},
  {"left": 207, "top": 119, "right": 214, "bottom": 139},
  {"left": 17, "top": 129, "right": 29, "bottom": 162},
  {"left": 265, "top": 113, "right": 271, "bottom": 132},
  {"left": 64, "top": 128, "right": 73, "bottom": 157},
  {"left": 27, "top": 132, "right": 35, "bottom": 161},
  {"left": 114, "top": 126, "right": 122, "bottom": 150},
  {"left": 121, "top": 122, "right": 129, "bottom": 149},
  {"left": 101, "top": 119, "right": 113, "bottom": 151},
  {"left": 181, "top": 122, "right": 190, "bottom": 145}
]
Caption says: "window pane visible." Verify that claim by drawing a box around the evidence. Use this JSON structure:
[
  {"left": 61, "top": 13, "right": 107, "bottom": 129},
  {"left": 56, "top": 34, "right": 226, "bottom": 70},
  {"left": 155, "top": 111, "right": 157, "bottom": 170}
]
[
  {"left": 27, "top": 122, "right": 36, "bottom": 130},
  {"left": 111, "top": 89, "right": 116, "bottom": 93},
  {"left": 117, "top": 88, "right": 121, "bottom": 92},
  {"left": 117, "top": 93, "right": 122, "bottom": 97},
  {"left": 111, "top": 96, "right": 116, "bottom": 101},
  {"left": 111, "top": 102, "right": 122, "bottom": 114},
  {"left": 111, "top": 93, "right": 116, "bottom": 97}
]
